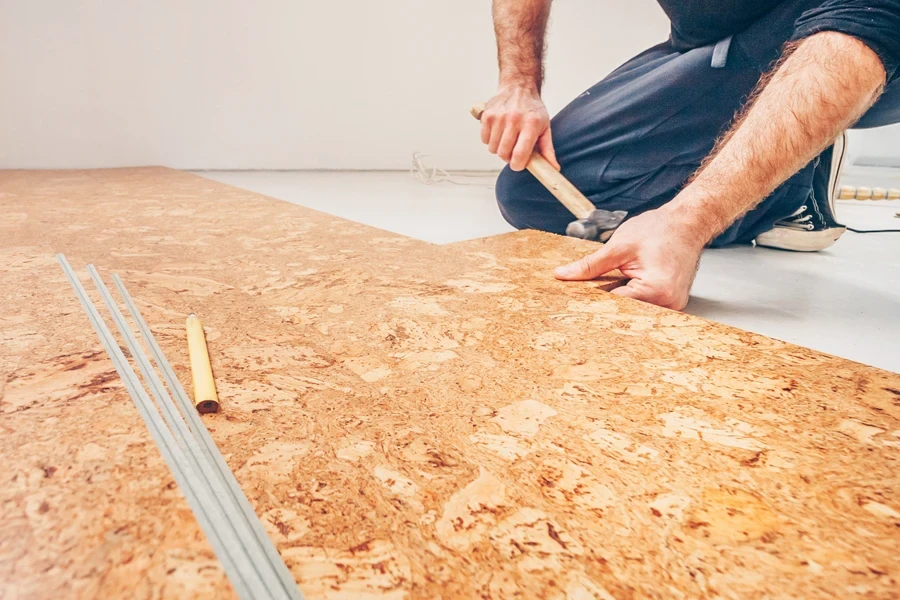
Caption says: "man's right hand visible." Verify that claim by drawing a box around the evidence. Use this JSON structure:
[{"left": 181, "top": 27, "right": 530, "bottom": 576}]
[{"left": 480, "top": 86, "right": 559, "bottom": 172}]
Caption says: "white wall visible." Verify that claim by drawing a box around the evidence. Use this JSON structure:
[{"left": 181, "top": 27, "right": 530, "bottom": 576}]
[
  {"left": 848, "top": 125, "right": 900, "bottom": 167},
  {"left": 0, "top": 1, "right": 670, "bottom": 170}
]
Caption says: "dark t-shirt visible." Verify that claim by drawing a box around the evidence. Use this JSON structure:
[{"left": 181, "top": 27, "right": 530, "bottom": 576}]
[
  {"left": 656, "top": 0, "right": 784, "bottom": 47},
  {"left": 654, "top": 0, "right": 900, "bottom": 82}
]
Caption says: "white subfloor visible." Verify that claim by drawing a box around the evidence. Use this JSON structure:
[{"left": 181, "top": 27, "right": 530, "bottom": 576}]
[{"left": 198, "top": 170, "right": 900, "bottom": 373}]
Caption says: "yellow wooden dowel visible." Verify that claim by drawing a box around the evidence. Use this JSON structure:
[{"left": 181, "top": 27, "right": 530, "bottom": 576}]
[
  {"left": 839, "top": 185, "right": 900, "bottom": 200},
  {"left": 186, "top": 313, "right": 219, "bottom": 414}
]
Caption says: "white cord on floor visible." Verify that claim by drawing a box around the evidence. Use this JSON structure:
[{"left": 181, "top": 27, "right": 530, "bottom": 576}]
[{"left": 410, "top": 152, "right": 496, "bottom": 188}]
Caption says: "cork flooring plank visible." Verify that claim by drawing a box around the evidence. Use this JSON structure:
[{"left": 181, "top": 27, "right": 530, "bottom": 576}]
[
  {"left": 1, "top": 167, "right": 898, "bottom": 599},
  {"left": 443, "top": 229, "right": 624, "bottom": 293}
]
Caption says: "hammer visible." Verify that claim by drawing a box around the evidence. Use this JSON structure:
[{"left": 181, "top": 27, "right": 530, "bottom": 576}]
[{"left": 471, "top": 103, "right": 626, "bottom": 241}]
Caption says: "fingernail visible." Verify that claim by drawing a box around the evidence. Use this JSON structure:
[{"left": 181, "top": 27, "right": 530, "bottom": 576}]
[{"left": 555, "top": 265, "right": 574, "bottom": 278}]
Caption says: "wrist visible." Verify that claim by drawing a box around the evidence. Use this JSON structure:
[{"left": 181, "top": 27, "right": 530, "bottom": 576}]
[
  {"left": 658, "top": 194, "right": 723, "bottom": 248},
  {"left": 497, "top": 77, "right": 541, "bottom": 95}
]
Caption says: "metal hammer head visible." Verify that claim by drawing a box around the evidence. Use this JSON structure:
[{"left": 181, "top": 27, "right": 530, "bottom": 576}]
[{"left": 565, "top": 209, "right": 628, "bottom": 242}]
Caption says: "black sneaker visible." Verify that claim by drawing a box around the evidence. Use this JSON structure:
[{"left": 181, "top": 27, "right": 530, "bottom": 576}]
[{"left": 755, "top": 132, "right": 847, "bottom": 251}]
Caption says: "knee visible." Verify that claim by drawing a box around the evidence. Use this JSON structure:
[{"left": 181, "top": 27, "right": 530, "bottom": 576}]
[
  {"left": 495, "top": 164, "right": 588, "bottom": 235},
  {"left": 495, "top": 165, "right": 533, "bottom": 230}
]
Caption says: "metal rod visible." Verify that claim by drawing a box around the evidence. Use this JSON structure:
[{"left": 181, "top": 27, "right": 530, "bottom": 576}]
[
  {"left": 57, "top": 255, "right": 260, "bottom": 599},
  {"left": 88, "top": 265, "right": 290, "bottom": 600},
  {"left": 112, "top": 273, "right": 304, "bottom": 600}
]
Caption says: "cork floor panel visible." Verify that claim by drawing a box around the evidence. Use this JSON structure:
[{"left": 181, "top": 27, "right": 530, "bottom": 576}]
[{"left": 1, "top": 167, "right": 898, "bottom": 599}]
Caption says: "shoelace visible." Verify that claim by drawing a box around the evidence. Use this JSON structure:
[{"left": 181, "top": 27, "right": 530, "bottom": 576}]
[{"left": 777, "top": 205, "right": 815, "bottom": 231}]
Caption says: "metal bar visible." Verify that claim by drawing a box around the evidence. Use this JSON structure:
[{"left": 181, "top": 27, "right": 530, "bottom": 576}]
[
  {"left": 88, "top": 265, "right": 292, "bottom": 600},
  {"left": 112, "top": 273, "right": 305, "bottom": 600},
  {"left": 57, "top": 255, "right": 260, "bottom": 600}
]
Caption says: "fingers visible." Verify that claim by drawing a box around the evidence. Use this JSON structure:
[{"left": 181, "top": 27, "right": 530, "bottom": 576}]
[
  {"left": 536, "top": 129, "right": 560, "bottom": 171},
  {"left": 487, "top": 116, "right": 504, "bottom": 155},
  {"left": 552, "top": 208, "right": 699, "bottom": 311},
  {"left": 480, "top": 118, "right": 491, "bottom": 145},
  {"left": 554, "top": 245, "right": 627, "bottom": 281},
  {"left": 496, "top": 119, "right": 520, "bottom": 165},
  {"left": 510, "top": 122, "right": 541, "bottom": 171},
  {"left": 480, "top": 101, "right": 552, "bottom": 171},
  {"left": 610, "top": 281, "right": 643, "bottom": 300},
  {"left": 610, "top": 279, "right": 689, "bottom": 311}
]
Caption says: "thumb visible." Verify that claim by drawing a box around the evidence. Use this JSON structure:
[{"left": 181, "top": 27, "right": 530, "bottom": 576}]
[
  {"left": 555, "top": 245, "right": 627, "bottom": 281},
  {"left": 537, "top": 129, "right": 560, "bottom": 171}
]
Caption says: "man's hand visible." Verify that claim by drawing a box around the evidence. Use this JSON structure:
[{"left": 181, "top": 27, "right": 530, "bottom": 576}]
[
  {"left": 487, "top": 0, "right": 556, "bottom": 171},
  {"left": 555, "top": 32, "right": 886, "bottom": 311},
  {"left": 481, "top": 86, "right": 559, "bottom": 172},
  {"left": 554, "top": 208, "right": 705, "bottom": 310}
]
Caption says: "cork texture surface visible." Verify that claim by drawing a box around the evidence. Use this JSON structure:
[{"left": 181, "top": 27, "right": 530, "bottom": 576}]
[{"left": 1, "top": 167, "right": 898, "bottom": 599}]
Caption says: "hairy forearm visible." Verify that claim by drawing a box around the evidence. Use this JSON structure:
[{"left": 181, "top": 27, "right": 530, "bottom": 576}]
[
  {"left": 667, "top": 32, "right": 886, "bottom": 242},
  {"left": 492, "top": 0, "right": 552, "bottom": 92}
]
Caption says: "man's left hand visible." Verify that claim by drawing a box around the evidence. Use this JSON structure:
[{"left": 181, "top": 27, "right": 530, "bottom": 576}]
[{"left": 553, "top": 207, "right": 706, "bottom": 310}]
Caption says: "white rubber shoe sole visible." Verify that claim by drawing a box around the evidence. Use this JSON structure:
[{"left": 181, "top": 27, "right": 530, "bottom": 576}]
[
  {"left": 755, "top": 132, "right": 847, "bottom": 252},
  {"left": 754, "top": 226, "right": 845, "bottom": 251}
]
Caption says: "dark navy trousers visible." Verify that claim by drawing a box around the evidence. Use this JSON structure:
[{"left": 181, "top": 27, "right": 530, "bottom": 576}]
[{"left": 496, "top": 0, "right": 900, "bottom": 246}]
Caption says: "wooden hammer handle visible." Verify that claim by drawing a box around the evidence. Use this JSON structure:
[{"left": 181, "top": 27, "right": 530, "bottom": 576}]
[{"left": 471, "top": 103, "right": 596, "bottom": 220}]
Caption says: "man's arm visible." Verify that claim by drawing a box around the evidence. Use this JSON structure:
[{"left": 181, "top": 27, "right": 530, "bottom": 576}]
[
  {"left": 556, "top": 31, "right": 886, "bottom": 310},
  {"left": 481, "top": 0, "right": 559, "bottom": 172},
  {"left": 668, "top": 32, "right": 885, "bottom": 241}
]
